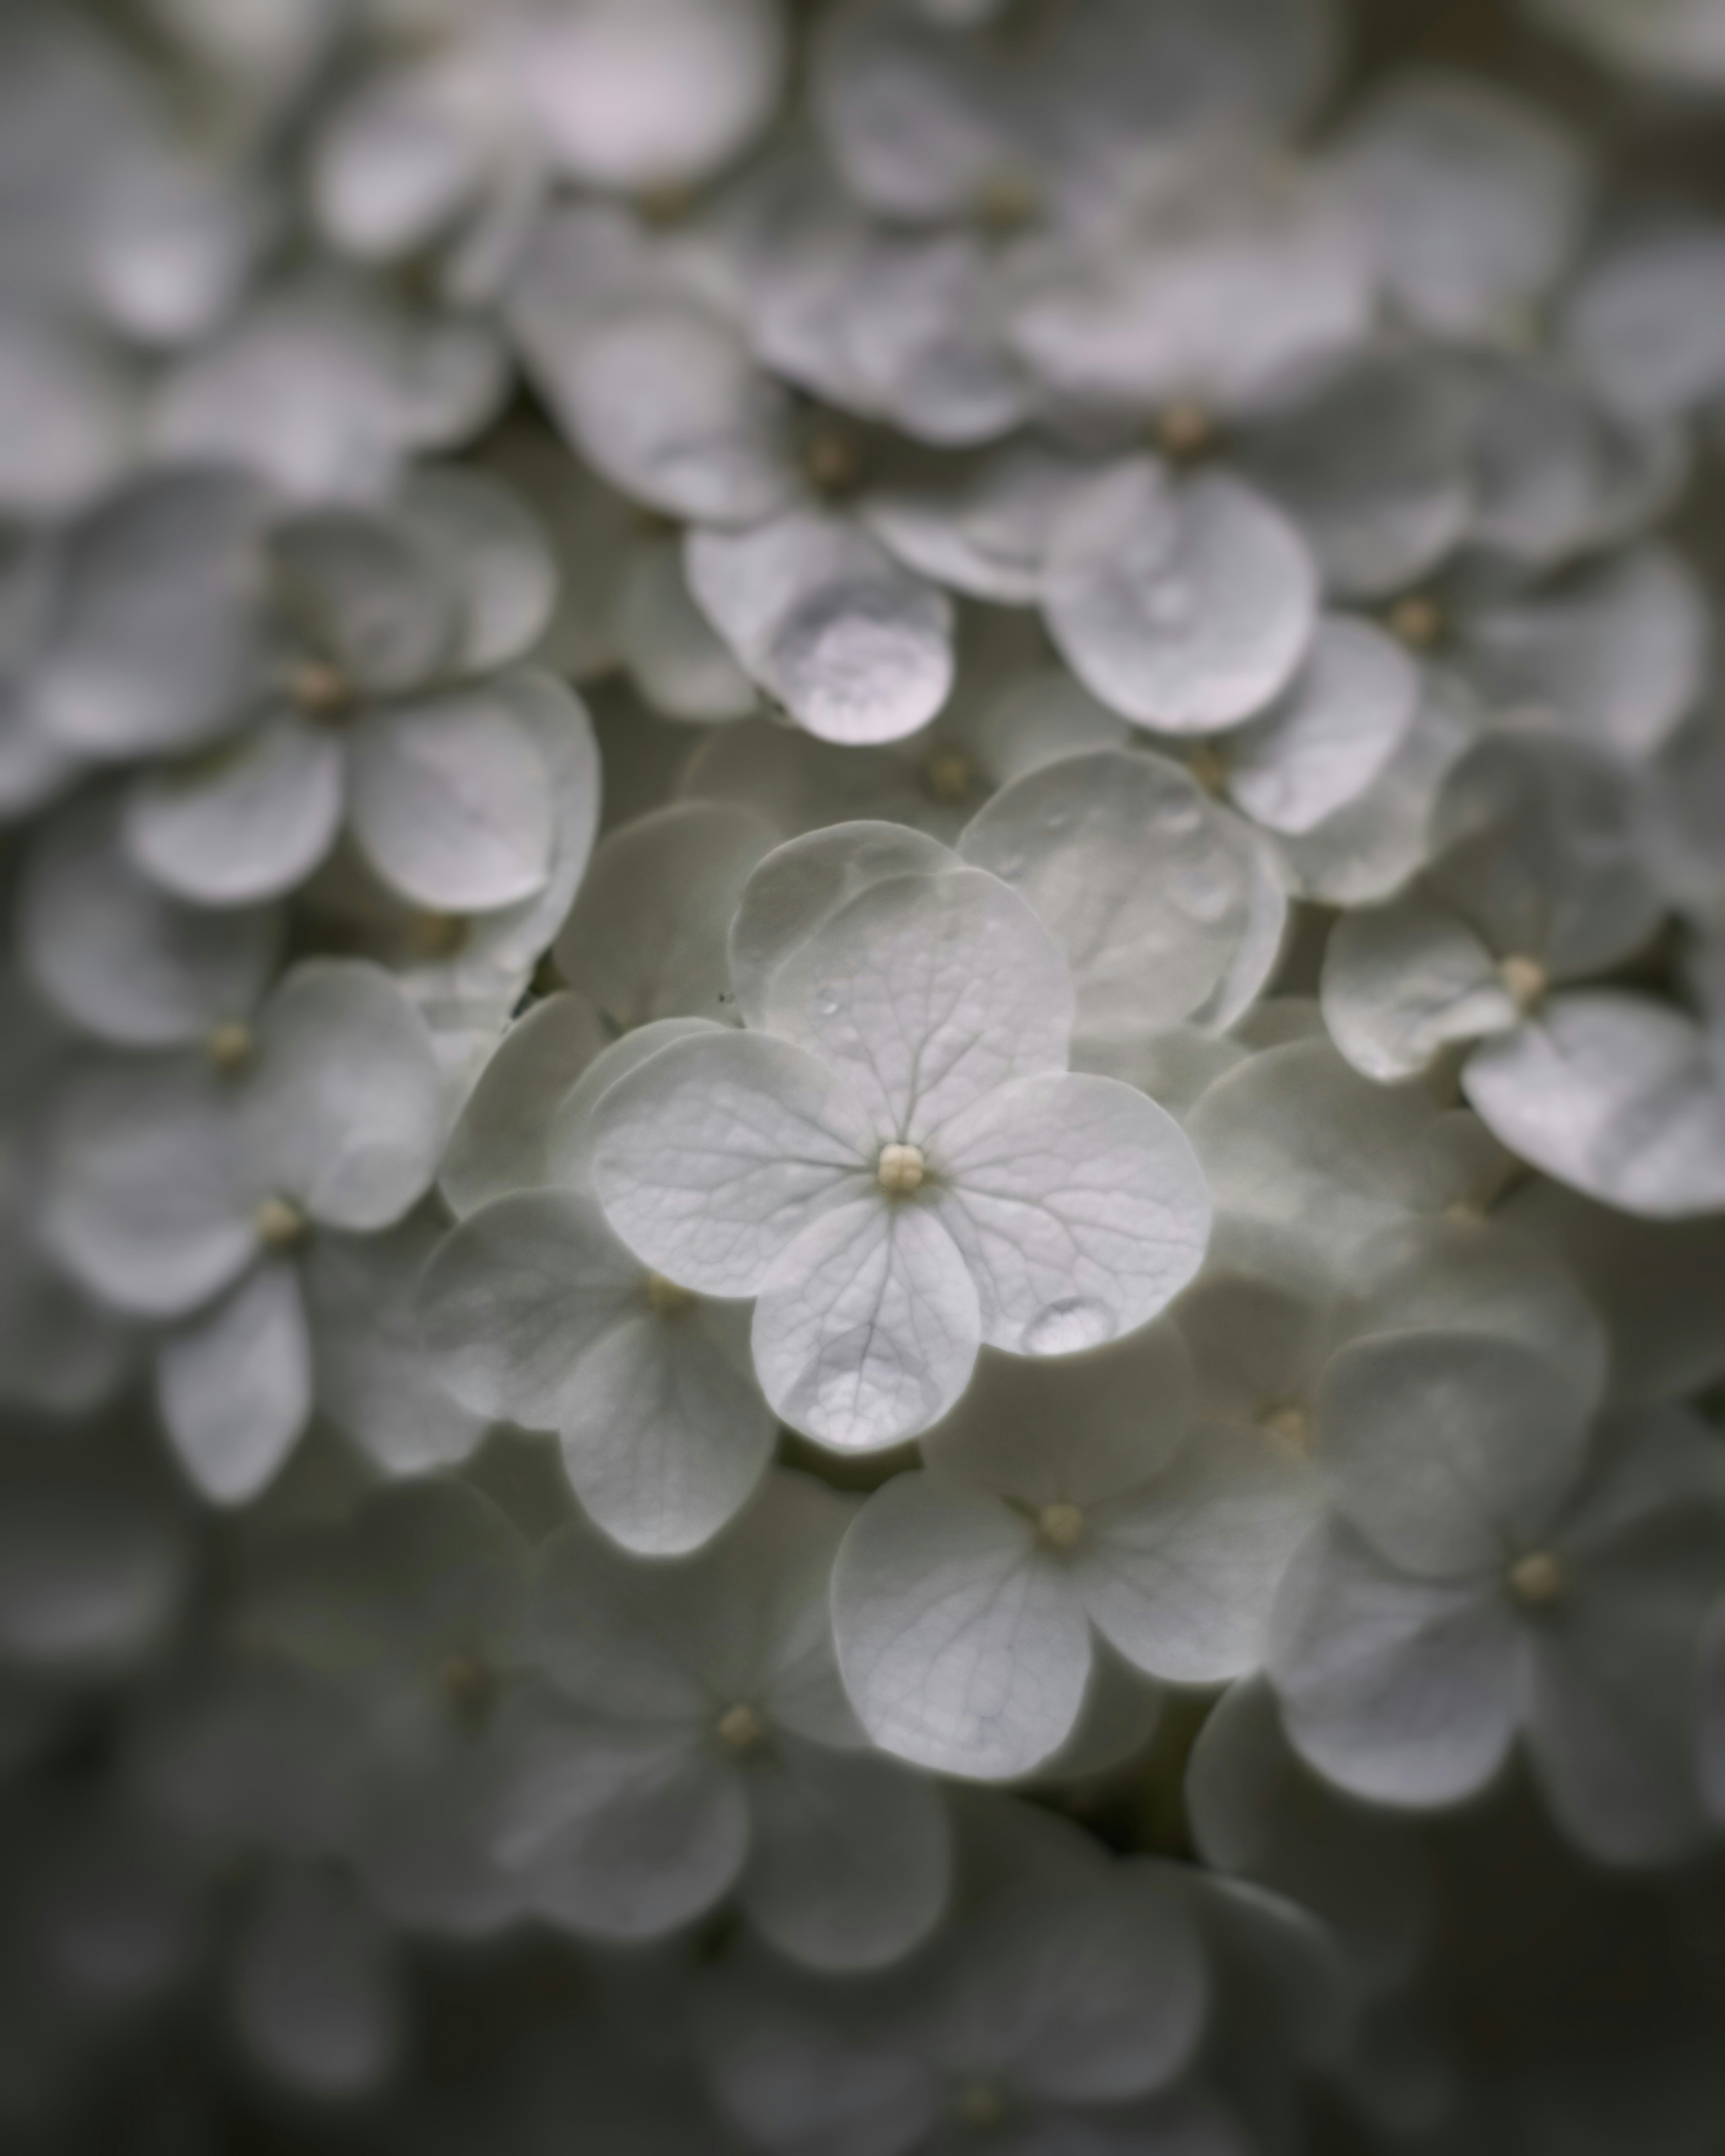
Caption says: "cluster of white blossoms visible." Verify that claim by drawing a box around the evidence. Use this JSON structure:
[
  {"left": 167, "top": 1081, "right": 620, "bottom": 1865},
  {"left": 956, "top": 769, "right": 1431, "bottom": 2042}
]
[{"left": 8, "top": 0, "right": 1725, "bottom": 2148}]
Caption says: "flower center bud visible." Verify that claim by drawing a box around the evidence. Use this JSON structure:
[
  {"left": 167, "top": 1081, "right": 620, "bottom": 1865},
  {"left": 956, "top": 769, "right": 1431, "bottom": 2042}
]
[
  {"left": 292, "top": 660, "right": 354, "bottom": 720},
  {"left": 803, "top": 426, "right": 866, "bottom": 497},
  {"left": 1498, "top": 954, "right": 1548, "bottom": 1014},
  {"left": 876, "top": 1142, "right": 926, "bottom": 1197},
  {"left": 1036, "top": 1502, "right": 1085, "bottom": 1552},
  {"left": 205, "top": 1019, "right": 254, "bottom": 1073},
  {"left": 973, "top": 168, "right": 1039, "bottom": 234},
  {"left": 1508, "top": 1550, "right": 1566, "bottom": 1609},
  {"left": 645, "top": 1272, "right": 696, "bottom": 1317},
  {"left": 409, "top": 910, "right": 468, "bottom": 959},
  {"left": 922, "top": 749, "right": 977, "bottom": 805},
  {"left": 716, "top": 1702, "right": 766, "bottom": 1755},
  {"left": 1185, "top": 742, "right": 1230, "bottom": 798},
  {"left": 254, "top": 1196, "right": 307, "bottom": 1250},
  {"left": 636, "top": 179, "right": 694, "bottom": 227},
  {"left": 1153, "top": 399, "right": 1216, "bottom": 462},
  {"left": 957, "top": 2083, "right": 1005, "bottom": 2129},
  {"left": 1260, "top": 1401, "right": 1314, "bottom": 1457},
  {"left": 437, "top": 1650, "right": 497, "bottom": 1726},
  {"left": 1387, "top": 594, "right": 1444, "bottom": 650}
]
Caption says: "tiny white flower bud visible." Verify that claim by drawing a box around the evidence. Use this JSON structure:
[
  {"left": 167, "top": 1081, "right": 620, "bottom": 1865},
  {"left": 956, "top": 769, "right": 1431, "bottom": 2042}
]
[
  {"left": 1036, "top": 1502, "right": 1086, "bottom": 1552},
  {"left": 876, "top": 1143, "right": 926, "bottom": 1197},
  {"left": 716, "top": 1702, "right": 766, "bottom": 1754},
  {"left": 1508, "top": 1550, "right": 1566, "bottom": 1609}
]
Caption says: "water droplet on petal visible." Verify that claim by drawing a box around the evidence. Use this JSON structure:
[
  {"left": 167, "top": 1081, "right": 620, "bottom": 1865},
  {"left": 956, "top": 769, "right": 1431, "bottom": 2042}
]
[{"left": 1023, "top": 1298, "right": 1114, "bottom": 1355}]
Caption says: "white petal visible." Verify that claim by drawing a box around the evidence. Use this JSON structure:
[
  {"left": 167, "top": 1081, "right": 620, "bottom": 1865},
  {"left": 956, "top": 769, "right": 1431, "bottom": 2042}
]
[
  {"left": 1316, "top": 1331, "right": 1591, "bottom": 1577},
  {"left": 940, "top": 1868, "right": 1209, "bottom": 2103},
  {"left": 1226, "top": 618, "right": 1419, "bottom": 836},
  {"left": 511, "top": 210, "right": 796, "bottom": 525},
  {"left": 1078, "top": 1429, "right": 1315, "bottom": 1685},
  {"left": 1525, "top": 1510, "right": 1725, "bottom": 1865},
  {"left": 933, "top": 1072, "right": 1212, "bottom": 1355},
  {"left": 1456, "top": 541, "right": 1708, "bottom": 762},
  {"left": 0, "top": 316, "right": 133, "bottom": 519},
  {"left": 243, "top": 960, "right": 443, "bottom": 1231},
  {"left": 394, "top": 669, "right": 601, "bottom": 1010},
  {"left": 616, "top": 536, "right": 758, "bottom": 722},
  {"left": 753, "top": 1196, "right": 981, "bottom": 1450},
  {"left": 348, "top": 684, "right": 555, "bottom": 912},
  {"left": 862, "top": 444, "right": 1099, "bottom": 605},
  {"left": 1565, "top": 227, "right": 1725, "bottom": 423},
  {"left": 302, "top": 1220, "right": 488, "bottom": 1476},
  {"left": 400, "top": 464, "right": 559, "bottom": 674},
  {"left": 1336, "top": 71, "right": 1589, "bottom": 339},
  {"left": 832, "top": 1472, "right": 1090, "bottom": 1779},
  {"left": 416, "top": 1190, "right": 641, "bottom": 1429},
  {"left": 762, "top": 866, "right": 1073, "bottom": 1137},
  {"left": 739, "top": 1736, "right": 951, "bottom": 1972},
  {"left": 43, "top": 1061, "right": 256, "bottom": 1318},
  {"left": 313, "top": 66, "right": 491, "bottom": 263},
  {"left": 687, "top": 510, "right": 956, "bottom": 747},
  {"left": 1187, "top": 1039, "right": 1499, "bottom": 1283},
  {"left": 1183, "top": 810, "right": 1290, "bottom": 1034},
  {"left": 561, "top": 1302, "right": 775, "bottom": 1557},
  {"left": 270, "top": 503, "right": 456, "bottom": 694},
  {"left": 22, "top": 799, "right": 281, "bottom": 1048},
  {"left": 588, "top": 1029, "right": 876, "bottom": 1298},
  {"left": 27, "top": 469, "right": 265, "bottom": 757},
  {"left": 1006, "top": 143, "right": 1366, "bottom": 416},
  {"left": 1352, "top": 1216, "right": 1608, "bottom": 1405},
  {"left": 157, "top": 1262, "right": 311, "bottom": 1506},
  {"left": 1238, "top": 350, "right": 1477, "bottom": 601},
  {"left": 552, "top": 801, "right": 779, "bottom": 1034},
  {"left": 730, "top": 821, "right": 958, "bottom": 1030},
  {"left": 1044, "top": 459, "right": 1318, "bottom": 735},
  {"left": 438, "top": 991, "right": 610, "bottom": 1216},
  {"left": 124, "top": 712, "right": 345, "bottom": 907},
  {"left": 1321, "top": 891, "right": 1516, "bottom": 1082},
  {"left": 960, "top": 750, "right": 1255, "bottom": 1050},
  {"left": 489, "top": 1708, "right": 747, "bottom": 1940},
  {"left": 526, "top": 1473, "right": 856, "bottom": 1725},
  {"left": 544, "top": 1016, "right": 728, "bottom": 1196},
  {"left": 151, "top": 271, "right": 507, "bottom": 504},
  {"left": 1269, "top": 1520, "right": 1521, "bottom": 1807},
  {"left": 512, "top": 0, "right": 787, "bottom": 190},
  {"left": 924, "top": 1322, "right": 1197, "bottom": 1506},
  {"left": 233, "top": 1868, "right": 400, "bottom": 2096},
  {"left": 1463, "top": 992, "right": 1725, "bottom": 1219},
  {"left": 1275, "top": 665, "right": 1481, "bottom": 908}
]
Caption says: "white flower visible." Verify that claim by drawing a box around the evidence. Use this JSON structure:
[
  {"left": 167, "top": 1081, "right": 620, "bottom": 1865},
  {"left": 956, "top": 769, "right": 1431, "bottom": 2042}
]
[
  {"left": 121, "top": 468, "right": 571, "bottom": 917},
  {"left": 1269, "top": 1330, "right": 1725, "bottom": 1864},
  {"left": 831, "top": 1321, "right": 1312, "bottom": 1779},
  {"left": 588, "top": 854, "right": 1211, "bottom": 1448},
  {"left": 486, "top": 1474, "right": 951, "bottom": 1970},
  {"left": 43, "top": 961, "right": 449, "bottom": 1502},
  {"left": 150, "top": 266, "right": 508, "bottom": 506}
]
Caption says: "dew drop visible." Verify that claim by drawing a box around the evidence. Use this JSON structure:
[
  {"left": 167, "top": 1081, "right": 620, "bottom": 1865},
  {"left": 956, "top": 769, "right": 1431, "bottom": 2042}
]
[{"left": 1023, "top": 1298, "right": 1114, "bottom": 1355}]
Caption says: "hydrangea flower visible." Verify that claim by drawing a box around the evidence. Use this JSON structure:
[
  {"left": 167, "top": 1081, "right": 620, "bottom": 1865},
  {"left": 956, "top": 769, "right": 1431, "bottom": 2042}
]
[
  {"left": 587, "top": 850, "right": 1212, "bottom": 1447},
  {"left": 42, "top": 960, "right": 452, "bottom": 1501},
  {"left": 482, "top": 1473, "right": 953, "bottom": 1970},
  {"left": 831, "top": 1320, "right": 1312, "bottom": 1779},
  {"left": 1269, "top": 1330, "right": 1725, "bottom": 1864}
]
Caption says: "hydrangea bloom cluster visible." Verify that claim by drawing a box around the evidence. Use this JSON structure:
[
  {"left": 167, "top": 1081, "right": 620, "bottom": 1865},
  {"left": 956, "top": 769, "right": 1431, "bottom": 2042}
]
[{"left": 5, "top": 0, "right": 1725, "bottom": 2148}]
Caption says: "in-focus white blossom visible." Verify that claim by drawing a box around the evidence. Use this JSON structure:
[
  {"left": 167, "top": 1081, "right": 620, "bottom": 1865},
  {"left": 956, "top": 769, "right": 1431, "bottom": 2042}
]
[{"left": 588, "top": 856, "right": 1212, "bottom": 1448}]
